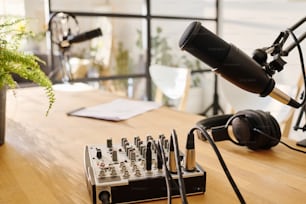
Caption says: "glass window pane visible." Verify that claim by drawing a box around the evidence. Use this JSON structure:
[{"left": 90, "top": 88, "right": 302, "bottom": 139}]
[
  {"left": 50, "top": 0, "right": 144, "bottom": 15},
  {"left": 49, "top": 16, "right": 147, "bottom": 80},
  {"left": 98, "top": 78, "right": 147, "bottom": 100},
  {"left": 151, "top": 0, "right": 216, "bottom": 19},
  {"left": 0, "top": 0, "right": 25, "bottom": 16},
  {"left": 151, "top": 19, "right": 216, "bottom": 69}
]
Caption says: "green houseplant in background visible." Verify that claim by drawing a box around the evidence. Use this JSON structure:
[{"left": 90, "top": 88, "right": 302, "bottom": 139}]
[
  {"left": 114, "top": 41, "right": 132, "bottom": 93},
  {"left": 0, "top": 16, "right": 55, "bottom": 145},
  {"left": 136, "top": 26, "right": 203, "bottom": 108}
]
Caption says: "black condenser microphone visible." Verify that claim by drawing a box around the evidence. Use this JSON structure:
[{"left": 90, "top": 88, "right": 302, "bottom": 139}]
[
  {"left": 179, "top": 21, "right": 300, "bottom": 108},
  {"left": 61, "top": 28, "right": 102, "bottom": 47}
]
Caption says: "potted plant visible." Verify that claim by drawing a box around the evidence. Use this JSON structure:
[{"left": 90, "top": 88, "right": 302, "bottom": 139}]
[{"left": 0, "top": 16, "right": 55, "bottom": 145}]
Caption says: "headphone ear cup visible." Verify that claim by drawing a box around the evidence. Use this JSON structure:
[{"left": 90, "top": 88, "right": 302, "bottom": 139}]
[
  {"left": 232, "top": 110, "right": 281, "bottom": 150},
  {"left": 263, "top": 112, "right": 281, "bottom": 148},
  {"left": 231, "top": 116, "right": 253, "bottom": 145},
  {"left": 249, "top": 110, "right": 274, "bottom": 150},
  {"left": 252, "top": 110, "right": 281, "bottom": 149}
]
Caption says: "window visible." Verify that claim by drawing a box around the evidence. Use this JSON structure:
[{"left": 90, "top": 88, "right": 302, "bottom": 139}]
[{"left": 0, "top": 0, "right": 25, "bottom": 16}]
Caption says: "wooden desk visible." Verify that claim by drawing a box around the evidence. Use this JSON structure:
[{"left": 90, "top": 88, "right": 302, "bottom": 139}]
[{"left": 1, "top": 87, "right": 306, "bottom": 204}]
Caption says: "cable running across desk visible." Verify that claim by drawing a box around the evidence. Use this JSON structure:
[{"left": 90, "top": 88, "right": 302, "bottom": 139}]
[
  {"left": 190, "top": 127, "right": 246, "bottom": 204},
  {"left": 152, "top": 135, "right": 189, "bottom": 204}
]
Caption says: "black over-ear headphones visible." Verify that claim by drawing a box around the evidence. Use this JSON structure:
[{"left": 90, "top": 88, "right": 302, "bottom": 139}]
[{"left": 196, "top": 109, "right": 281, "bottom": 150}]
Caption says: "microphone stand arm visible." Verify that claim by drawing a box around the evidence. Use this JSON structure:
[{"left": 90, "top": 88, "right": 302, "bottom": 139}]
[
  {"left": 256, "top": 17, "right": 306, "bottom": 76},
  {"left": 270, "top": 16, "right": 306, "bottom": 56},
  {"left": 267, "top": 17, "right": 306, "bottom": 146},
  {"left": 253, "top": 16, "right": 306, "bottom": 146},
  {"left": 282, "top": 32, "right": 306, "bottom": 56}
]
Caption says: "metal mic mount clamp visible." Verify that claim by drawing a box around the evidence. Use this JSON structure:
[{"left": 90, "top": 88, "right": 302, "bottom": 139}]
[
  {"left": 252, "top": 31, "right": 290, "bottom": 76},
  {"left": 252, "top": 16, "right": 306, "bottom": 77}
]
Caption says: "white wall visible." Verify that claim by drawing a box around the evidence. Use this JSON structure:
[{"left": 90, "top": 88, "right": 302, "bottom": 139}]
[{"left": 0, "top": 0, "right": 25, "bottom": 15}]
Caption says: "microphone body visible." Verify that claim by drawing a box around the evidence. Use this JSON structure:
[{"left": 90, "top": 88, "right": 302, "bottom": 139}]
[
  {"left": 61, "top": 28, "right": 102, "bottom": 47},
  {"left": 68, "top": 28, "right": 102, "bottom": 44},
  {"left": 179, "top": 22, "right": 299, "bottom": 108}
]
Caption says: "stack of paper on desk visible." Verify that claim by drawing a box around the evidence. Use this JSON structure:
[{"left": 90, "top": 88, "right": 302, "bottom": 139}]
[{"left": 67, "top": 98, "right": 161, "bottom": 121}]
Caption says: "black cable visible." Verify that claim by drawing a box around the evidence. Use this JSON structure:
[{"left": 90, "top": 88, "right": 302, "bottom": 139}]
[
  {"left": 152, "top": 135, "right": 190, "bottom": 204},
  {"left": 253, "top": 128, "right": 306, "bottom": 154},
  {"left": 156, "top": 138, "right": 173, "bottom": 204},
  {"left": 286, "top": 28, "right": 306, "bottom": 131},
  {"left": 286, "top": 28, "right": 306, "bottom": 106},
  {"left": 171, "top": 129, "right": 188, "bottom": 204},
  {"left": 191, "top": 127, "right": 246, "bottom": 204}
]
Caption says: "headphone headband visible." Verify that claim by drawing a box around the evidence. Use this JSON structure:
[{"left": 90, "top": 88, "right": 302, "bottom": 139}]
[
  {"left": 196, "top": 110, "right": 281, "bottom": 150},
  {"left": 196, "top": 114, "right": 233, "bottom": 130}
]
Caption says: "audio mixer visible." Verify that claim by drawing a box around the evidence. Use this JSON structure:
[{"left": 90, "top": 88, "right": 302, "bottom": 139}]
[{"left": 84, "top": 134, "right": 206, "bottom": 204}]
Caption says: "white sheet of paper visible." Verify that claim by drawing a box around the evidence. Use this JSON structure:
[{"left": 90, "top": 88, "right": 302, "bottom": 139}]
[{"left": 68, "top": 99, "right": 161, "bottom": 121}]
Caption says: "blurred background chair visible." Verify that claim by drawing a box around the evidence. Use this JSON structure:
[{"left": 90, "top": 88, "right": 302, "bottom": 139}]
[{"left": 149, "top": 64, "right": 191, "bottom": 111}]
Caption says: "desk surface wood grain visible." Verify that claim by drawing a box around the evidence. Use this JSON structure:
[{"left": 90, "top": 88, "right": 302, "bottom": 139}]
[{"left": 1, "top": 87, "right": 306, "bottom": 204}]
